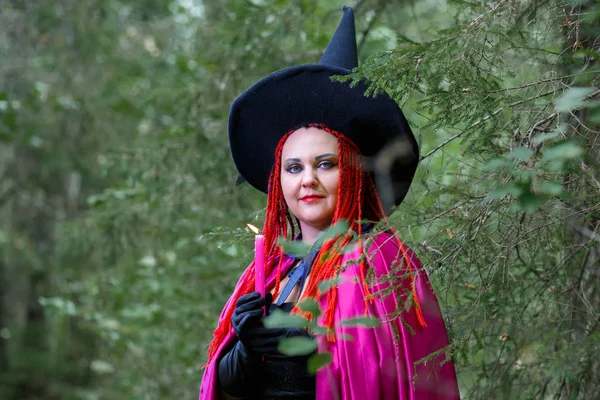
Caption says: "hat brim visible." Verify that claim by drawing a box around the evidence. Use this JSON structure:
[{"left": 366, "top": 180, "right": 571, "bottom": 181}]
[{"left": 228, "top": 64, "right": 419, "bottom": 214}]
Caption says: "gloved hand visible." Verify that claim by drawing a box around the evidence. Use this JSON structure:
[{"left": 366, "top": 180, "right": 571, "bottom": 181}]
[
  {"left": 217, "top": 291, "right": 272, "bottom": 397},
  {"left": 232, "top": 291, "right": 272, "bottom": 349},
  {"left": 248, "top": 326, "right": 315, "bottom": 357}
]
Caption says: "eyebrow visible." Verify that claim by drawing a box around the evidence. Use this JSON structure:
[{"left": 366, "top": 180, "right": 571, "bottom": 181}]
[
  {"left": 283, "top": 153, "right": 338, "bottom": 163},
  {"left": 315, "top": 153, "right": 338, "bottom": 160}
]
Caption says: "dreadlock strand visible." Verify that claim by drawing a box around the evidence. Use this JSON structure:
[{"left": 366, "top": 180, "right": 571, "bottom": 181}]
[
  {"left": 324, "top": 286, "right": 337, "bottom": 342},
  {"left": 272, "top": 251, "right": 285, "bottom": 300}
]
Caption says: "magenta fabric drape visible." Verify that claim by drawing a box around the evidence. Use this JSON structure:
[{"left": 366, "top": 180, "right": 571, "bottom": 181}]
[{"left": 200, "top": 232, "right": 460, "bottom": 399}]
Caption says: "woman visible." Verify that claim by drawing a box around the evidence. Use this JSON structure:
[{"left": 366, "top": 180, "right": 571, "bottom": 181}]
[{"left": 201, "top": 7, "right": 460, "bottom": 400}]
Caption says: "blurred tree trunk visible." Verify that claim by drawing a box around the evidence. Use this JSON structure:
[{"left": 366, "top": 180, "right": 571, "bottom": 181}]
[
  {"left": 562, "top": 1, "right": 600, "bottom": 398},
  {"left": 0, "top": 147, "right": 53, "bottom": 399}
]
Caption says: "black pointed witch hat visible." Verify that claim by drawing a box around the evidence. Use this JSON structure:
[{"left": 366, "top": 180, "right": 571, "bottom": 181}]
[{"left": 229, "top": 6, "right": 418, "bottom": 214}]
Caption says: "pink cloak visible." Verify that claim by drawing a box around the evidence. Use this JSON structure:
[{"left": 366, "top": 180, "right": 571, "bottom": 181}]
[{"left": 200, "top": 232, "right": 460, "bottom": 399}]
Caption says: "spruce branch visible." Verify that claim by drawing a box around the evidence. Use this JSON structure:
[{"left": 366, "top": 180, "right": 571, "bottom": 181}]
[
  {"left": 484, "top": 72, "right": 597, "bottom": 94},
  {"left": 421, "top": 90, "right": 558, "bottom": 160}
]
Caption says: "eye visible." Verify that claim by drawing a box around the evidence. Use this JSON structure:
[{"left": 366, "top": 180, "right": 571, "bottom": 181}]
[
  {"left": 286, "top": 164, "right": 302, "bottom": 174},
  {"left": 318, "top": 160, "right": 336, "bottom": 169}
]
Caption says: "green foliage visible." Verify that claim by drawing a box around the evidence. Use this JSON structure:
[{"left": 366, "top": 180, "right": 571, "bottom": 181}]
[
  {"left": 340, "top": 316, "right": 381, "bottom": 328},
  {"left": 277, "top": 336, "right": 318, "bottom": 357},
  {"left": 307, "top": 351, "right": 333, "bottom": 374},
  {"left": 554, "top": 87, "right": 598, "bottom": 112},
  {"left": 1, "top": 0, "right": 598, "bottom": 399},
  {"left": 317, "top": 276, "right": 345, "bottom": 293},
  {"left": 366, "top": 0, "right": 600, "bottom": 398},
  {"left": 263, "top": 309, "right": 309, "bottom": 329},
  {"left": 276, "top": 240, "right": 312, "bottom": 258},
  {"left": 297, "top": 298, "right": 321, "bottom": 318},
  {"left": 313, "top": 220, "right": 351, "bottom": 246},
  {"left": 277, "top": 219, "right": 351, "bottom": 257}
]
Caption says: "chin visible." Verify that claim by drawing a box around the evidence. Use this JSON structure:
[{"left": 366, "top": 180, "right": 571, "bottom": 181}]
[{"left": 298, "top": 215, "right": 334, "bottom": 230}]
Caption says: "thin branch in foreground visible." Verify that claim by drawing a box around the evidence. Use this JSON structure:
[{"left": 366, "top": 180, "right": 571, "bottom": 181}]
[{"left": 421, "top": 90, "right": 559, "bottom": 160}]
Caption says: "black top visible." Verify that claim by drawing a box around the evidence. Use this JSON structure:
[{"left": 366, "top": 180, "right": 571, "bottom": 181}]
[{"left": 248, "top": 302, "right": 316, "bottom": 400}]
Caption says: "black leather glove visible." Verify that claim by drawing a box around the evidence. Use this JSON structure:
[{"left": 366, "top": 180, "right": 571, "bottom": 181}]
[
  {"left": 217, "top": 292, "right": 272, "bottom": 397},
  {"left": 232, "top": 292, "right": 272, "bottom": 348},
  {"left": 248, "top": 326, "right": 314, "bottom": 357}
]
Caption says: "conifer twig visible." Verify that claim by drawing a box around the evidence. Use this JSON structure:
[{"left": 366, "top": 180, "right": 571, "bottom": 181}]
[
  {"left": 483, "top": 72, "right": 595, "bottom": 93},
  {"left": 420, "top": 199, "right": 471, "bottom": 225},
  {"left": 421, "top": 90, "right": 558, "bottom": 160}
]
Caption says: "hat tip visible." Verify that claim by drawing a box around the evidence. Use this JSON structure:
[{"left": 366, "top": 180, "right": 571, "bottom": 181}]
[{"left": 319, "top": 5, "right": 358, "bottom": 70}]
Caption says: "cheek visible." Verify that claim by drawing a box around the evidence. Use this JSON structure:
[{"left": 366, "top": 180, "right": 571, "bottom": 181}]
[
  {"left": 280, "top": 174, "right": 297, "bottom": 201},
  {"left": 326, "top": 171, "right": 340, "bottom": 194}
]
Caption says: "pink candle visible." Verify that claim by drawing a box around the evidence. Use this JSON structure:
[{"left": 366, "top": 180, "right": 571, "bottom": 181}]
[
  {"left": 254, "top": 233, "right": 265, "bottom": 298},
  {"left": 247, "top": 225, "right": 266, "bottom": 308}
]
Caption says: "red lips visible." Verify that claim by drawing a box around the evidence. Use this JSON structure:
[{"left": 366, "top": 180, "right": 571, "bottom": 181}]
[{"left": 300, "top": 194, "right": 324, "bottom": 202}]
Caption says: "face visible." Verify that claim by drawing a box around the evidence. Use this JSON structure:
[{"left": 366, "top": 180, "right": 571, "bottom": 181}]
[{"left": 280, "top": 127, "right": 339, "bottom": 233}]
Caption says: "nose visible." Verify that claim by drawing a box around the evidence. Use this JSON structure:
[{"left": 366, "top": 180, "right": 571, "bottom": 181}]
[{"left": 301, "top": 167, "right": 319, "bottom": 188}]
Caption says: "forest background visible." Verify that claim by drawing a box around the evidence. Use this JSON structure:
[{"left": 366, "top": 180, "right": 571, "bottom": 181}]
[{"left": 1, "top": 0, "right": 599, "bottom": 399}]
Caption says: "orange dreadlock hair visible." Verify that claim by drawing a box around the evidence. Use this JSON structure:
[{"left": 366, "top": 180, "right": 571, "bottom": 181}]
[{"left": 205, "top": 123, "right": 425, "bottom": 367}]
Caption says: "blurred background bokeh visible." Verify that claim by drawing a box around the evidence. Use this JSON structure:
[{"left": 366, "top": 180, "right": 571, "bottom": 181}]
[{"left": 1, "top": 0, "right": 599, "bottom": 398}]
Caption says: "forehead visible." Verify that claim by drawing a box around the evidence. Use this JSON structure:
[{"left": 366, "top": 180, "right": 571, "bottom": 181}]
[{"left": 281, "top": 127, "right": 338, "bottom": 158}]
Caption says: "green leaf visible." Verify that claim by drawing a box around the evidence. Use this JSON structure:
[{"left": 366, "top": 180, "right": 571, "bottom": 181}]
[
  {"left": 588, "top": 102, "right": 600, "bottom": 124},
  {"left": 538, "top": 182, "right": 564, "bottom": 195},
  {"left": 531, "top": 124, "right": 567, "bottom": 145},
  {"left": 297, "top": 298, "right": 321, "bottom": 317},
  {"left": 317, "top": 277, "right": 344, "bottom": 293},
  {"left": 263, "top": 309, "right": 308, "bottom": 329},
  {"left": 278, "top": 336, "right": 318, "bottom": 356},
  {"left": 483, "top": 158, "right": 510, "bottom": 171},
  {"left": 518, "top": 191, "right": 543, "bottom": 213},
  {"left": 506, "top": 147, "right": 533, "bottom": 161},
  {"left": 307, "top": 352, "right": 332, "bottom": 374},
  {"left": 510, "top": 169, "right": 534, "bottom": 180},
  {"left": 340, "top": 316, "right": 381, "bottom": 328},
  {"left": 341, "top": 240, "right": 360, "bottom": 254},
  {"left": 87, "top": 194, "right": 105, "bottom": 207},
  {"left": 486, "top": 183, "right": 525, "bottom": 201},
  {"left": 573, "top": 48, "right": 600, "bottom": 60},
  {"left": 543, "top": 141, "right": 584, "bottom": 161},
  {"left": 554, "top": 87, "right": 597, "bottom": 112},
  {"left": 338, "top": 333, "right": 354, "bottom": 341},
  {"left": 314, "top": 220, "right": 350, "bottom": 247},
  {"left": 90, "top": 360, "right": 115, "bottom": 374},
  {"left": 39, "top": 297, "right": 77, "bottom": 316},
  {"left": 310, "top": 325, "right": 328, "bottom": 335},
  {"left": 277, "top": 239, "right": 311, "bottom": 257}
]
